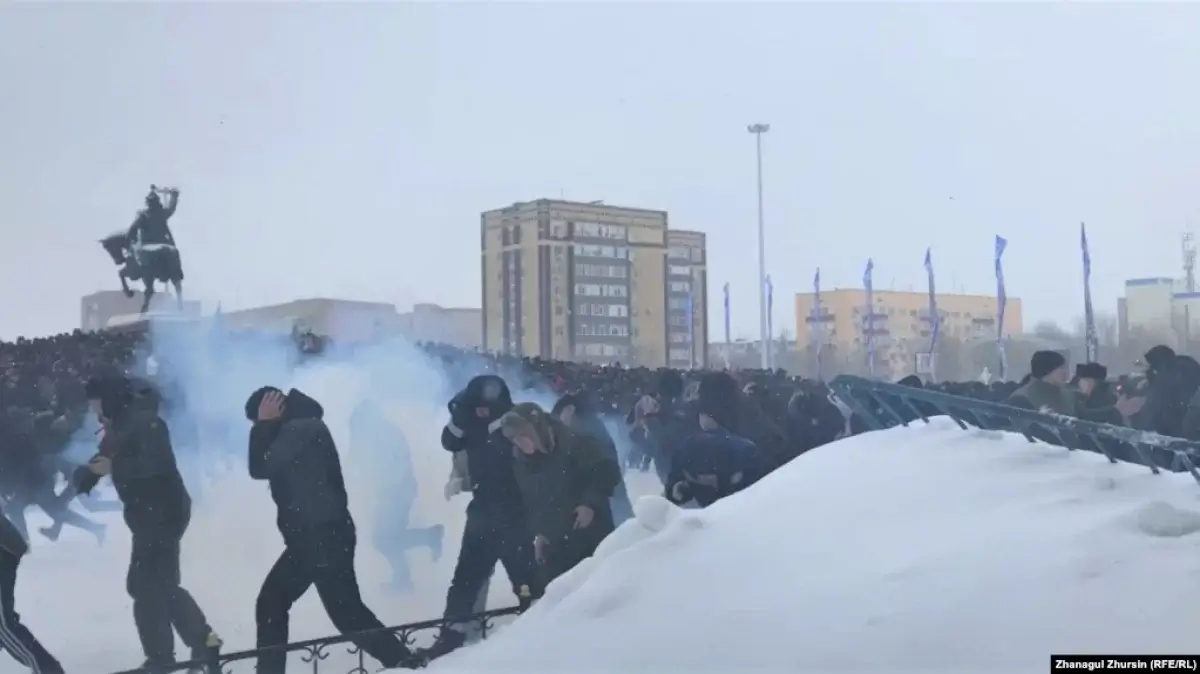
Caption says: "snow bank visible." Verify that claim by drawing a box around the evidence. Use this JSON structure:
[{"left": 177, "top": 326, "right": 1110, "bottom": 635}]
[{"left": 429, "top": 418, "right": 1200, "bottom": 673}]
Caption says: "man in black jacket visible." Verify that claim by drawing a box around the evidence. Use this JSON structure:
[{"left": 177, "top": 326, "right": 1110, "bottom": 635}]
[
  {"left": 244, "top": 387, "right": 417, "bottom": 674},
  {"left": 75, "top": 376, "right": 221, "bottom": 673},
  {"left": 0, "top": 509, "right": 63, "bottom": 673},
  {"left": 421, "top": 375, "right": 539, "bottom": 661}
]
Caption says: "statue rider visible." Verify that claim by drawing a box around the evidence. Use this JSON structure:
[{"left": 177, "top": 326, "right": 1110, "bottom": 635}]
[{"left": 127, "top": 185, "right": 179, "bottom": 268}]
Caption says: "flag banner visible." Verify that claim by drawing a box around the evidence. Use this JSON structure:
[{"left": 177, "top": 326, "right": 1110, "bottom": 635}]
[
  {"left": 924, "top": 247, "right": 940, "bottom": 379},
  {"left": 723, "top": 282, "right": 732, "bottom": 367},
  {"left": 1081, "top": 222, "right": 1098, "bottom": 363},
  {"left": 864, "top": 258, "right": 876, "bottom": 378},
  {"left": 686, "top": 292, "right": 695, "bottom": 368},
  {"left": 812, "top": 268, "right": 823, "bottom": 380},
  {"left": 995, "top": 235, "right": 1009, "bottom": 379},
  {"left": 765, "top": 275, "right": 774, "bottom": 370}
]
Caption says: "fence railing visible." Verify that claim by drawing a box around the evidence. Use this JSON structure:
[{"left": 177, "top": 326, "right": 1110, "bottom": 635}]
[
  {"left": 109, "top": 606, "right": 523, "bottom": 674},
  {"left": 828, "top": 374, "right": 1200, "bottom": 484}
]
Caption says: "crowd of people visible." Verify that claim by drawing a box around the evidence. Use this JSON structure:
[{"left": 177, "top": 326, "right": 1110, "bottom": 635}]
[{"left": 0, "top": 323, "right": 1195, "bottom": 673}]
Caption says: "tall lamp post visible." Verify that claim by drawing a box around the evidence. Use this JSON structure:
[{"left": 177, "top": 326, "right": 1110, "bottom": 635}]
[{"left": 748, "top": 123, "right": 771, "bottom": 369}]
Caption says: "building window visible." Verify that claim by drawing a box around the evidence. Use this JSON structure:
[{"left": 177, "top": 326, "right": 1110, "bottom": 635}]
[
  {"left": 669, "top": 347, "right": 691, "bottom": 361},
  {"left": 669, "top": 265, "right": 691, "bottom": 277},
  {"left": 573, "top": 244, "right": 628, "bottom": 260},
  {"left": 669, "top": 281, "right": 691, "bottom": 293},
  {"left": 670, "top": 333, "right": 690, "bottom": 344},
  {"left": 575, "top": 283, "right": 602, "bottom": 296},
  {"left": 669, "top": 246, "right": 690, "bottom": 260},
  {"left": 668, "top": 297, "right": 689, "bottom": 311},
  {"left": 669, "top": 315, "right": 688, "bottom": 327},
  {"left": 576, "top": 263, "right": 628, "bottom": 279}
]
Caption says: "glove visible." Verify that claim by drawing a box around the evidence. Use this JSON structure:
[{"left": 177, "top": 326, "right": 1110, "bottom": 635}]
[{"left": 446, "top": 393, "right": 478, "bottom": 438}]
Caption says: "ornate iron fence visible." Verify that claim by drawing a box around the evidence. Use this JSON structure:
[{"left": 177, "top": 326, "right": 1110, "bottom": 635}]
[
  {"left": 828, "top": 374, "right": 1200, "bottom": 483},
  {"left": 109, "top": 606, "right": 523, "bottom": 674}
]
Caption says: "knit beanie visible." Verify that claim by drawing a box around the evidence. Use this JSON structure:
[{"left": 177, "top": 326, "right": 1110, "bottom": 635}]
[{"left": 1030, "top": 350, "right": 1067, "bottom": 379}]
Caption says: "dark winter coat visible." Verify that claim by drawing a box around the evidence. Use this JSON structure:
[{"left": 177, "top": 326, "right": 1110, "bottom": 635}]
[
  {"left": 627, "top": 395, "right": 696, "bottom": 484},
  {"left": 1137, "top": 355, "right": 1200, "bottom": 438},
  {"left": 554, "top": 393, "right": 633, "bottom": 525},
  {"left": 502, "top": 403, "right": 621, "bottom": 548},
  {"left": 247, "top": 388, "right": 353, "bottom": 543},
  {"left": 440, "top": 375, "right": 524, "bottom": 516},
  {"left": 82, "top": 394, "right": 191, "bottom": 533},
  {"left": 666, "top": 428, "right": 772, "bottom": 508},
  {"left": 0, "top": 514, "right": 26, "bottom": 558},
  {"left": 1008, "top": 378, "right": 1127, "bottom": 429},
  {"left": 786, "top": 391, "right": 844, "bottom": 458}
]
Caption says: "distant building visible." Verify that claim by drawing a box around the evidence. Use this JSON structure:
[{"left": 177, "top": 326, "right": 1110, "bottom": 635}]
[
  {"left": 394, "top": 303, "right": 482, "bottom": 350},
  {"left": 480, "top": 198, "right": 709, "bottom": 367},
  {"left": 665, "top": 230, "right": 709, "bottom": 369},
  {"left": 216, "top": 298, "right": 398, "bottom": 342},
  {"left": 81, "top": 290, "right": 201, "bottom": 332},
  {"left": 1119, "top": 276, "right": 1200, "bottom": 347},
  {"left": 794, "top": 288, "right": 1024, "bottom": 380}
]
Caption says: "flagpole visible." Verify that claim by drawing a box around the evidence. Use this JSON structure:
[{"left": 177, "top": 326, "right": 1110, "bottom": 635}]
[{"left": 748, "top": 123, "right": 771, "bottom": 369}]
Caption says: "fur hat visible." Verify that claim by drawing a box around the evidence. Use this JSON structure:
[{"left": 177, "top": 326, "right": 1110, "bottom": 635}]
[{"left": 1075, "top": 362, "right": 1108, "bottom": 381}]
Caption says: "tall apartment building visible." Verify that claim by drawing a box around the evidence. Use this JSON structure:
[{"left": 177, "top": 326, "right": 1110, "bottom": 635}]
[
  {"left": 666, "top": 229, "right": 708, "bottom": 368},
  {"left": 481, "top": 199, "right": 707, "bottom": 367},
  {"left": 794, "top": 288, "right": 1023, "bottom": 379}
]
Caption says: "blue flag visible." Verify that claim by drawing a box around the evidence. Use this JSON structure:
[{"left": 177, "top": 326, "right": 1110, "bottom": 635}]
[
  {"left": 765, "top": 275, "right": 774, "bottom": 369},
  {"left": 686, "top": 292, "right": 695, "bottom": 368},
  {"left": 812, "top": 268, "right": 823, "bottom": 380},
  {"left": 995, "top": 235, "right": 1009, "bottom": 379},
  {"left": 722, "top": 282, "right": 731, "bottom": 364},
  {"left": 863, "top": 258, "right": 875, "bottom": 377},
  {"left": 1081, "top": 223, "right": 1097, "bottom": 363},
  {"left": 924, "top": 248, "right": 939, "bottom": 377}
]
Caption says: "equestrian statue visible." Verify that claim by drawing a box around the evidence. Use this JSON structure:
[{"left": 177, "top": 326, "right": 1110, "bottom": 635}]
[{"left": 100, "top": 185, "right": 185, "bottom": 315}]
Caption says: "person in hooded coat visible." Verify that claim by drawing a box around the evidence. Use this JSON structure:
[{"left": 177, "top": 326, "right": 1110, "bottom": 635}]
[
  {"left": 626, "top": 370, "right": 695, "bottom": 483},
  {"left": 695, "top": 372, "right": 787, "bottom": 468},
  {"left": 667, "top": 390, "right": 774, "bottom": 508},
  {"left": 1134, "top": 345, "right": 1199, "bottom": 437},
  {"left": 244, "top": 387, "right": 417, "bottom": 673},
  {"left": 499, "top": 403, "right": 621, "bottom": 583},
  {"left": 551, "top": 391, "right": 633, "bottom": 526},
  {"left": 74, "top": 376, "right": 221, "bottom": 673},
  {"left": 785, "top": 386, "right": 845, "bottom": 458},
  {"left": 422, "top": 375, "right": 540, "bottom": 662}
]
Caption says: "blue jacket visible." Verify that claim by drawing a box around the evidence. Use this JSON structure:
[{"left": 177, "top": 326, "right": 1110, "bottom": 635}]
[{"left": 665, "top": 429, "right": 772, "bottom": 507}]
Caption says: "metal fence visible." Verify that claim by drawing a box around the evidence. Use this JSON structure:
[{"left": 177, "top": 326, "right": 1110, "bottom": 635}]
[
  {"left": 828, "top": 374, "right": 1200, "bottom": 484},
  {"left": 110, "top": 606, "right": 523, "bottom": 674}
]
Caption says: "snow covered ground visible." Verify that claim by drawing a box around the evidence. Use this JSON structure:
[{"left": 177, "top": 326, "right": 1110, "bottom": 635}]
[
  {"left": 16, "top": 413, "right": 1200, "bottom": 674},
  {"left": 0, "top": 389, "right": 664, "bottom": 674},
  {"left": 425, "top": 418, "right": 1200, "bottom": 674}
]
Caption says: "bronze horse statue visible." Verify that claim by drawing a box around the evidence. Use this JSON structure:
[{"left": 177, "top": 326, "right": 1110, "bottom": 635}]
[{"left": 99, "top": 185, "right": 185, "bottom": 314}]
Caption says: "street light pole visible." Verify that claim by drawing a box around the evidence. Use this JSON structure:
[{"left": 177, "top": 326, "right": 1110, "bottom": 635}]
[{"left": 748, "top": 123, "right": 771, "bottom": 370}]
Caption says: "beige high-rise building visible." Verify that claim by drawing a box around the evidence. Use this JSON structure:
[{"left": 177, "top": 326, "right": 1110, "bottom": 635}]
[
  {"left": 794, "top": 288, "right": 1023, "bottom": 379},
  {"left": 665, "top": 229, "right": 708, "bottom": 368},
  {"left": 481, "top": 199, "right": 707, "bottom": 367}
]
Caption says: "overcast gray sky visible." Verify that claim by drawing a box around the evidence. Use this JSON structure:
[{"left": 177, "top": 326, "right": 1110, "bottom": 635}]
[{"left": 2, "top": 2, "right": 1198, "bottom": 340}]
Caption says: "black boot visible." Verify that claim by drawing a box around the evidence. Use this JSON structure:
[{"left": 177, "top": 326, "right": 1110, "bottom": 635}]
[
  {"left": 186, "top": 631, "right": 223, "bottom": 674},
  {"left": 138, "top": 657, "right": 176, "bottom": 674},
  {"left": 418, "top": 628, "right": 467, "bottom": 663}
]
